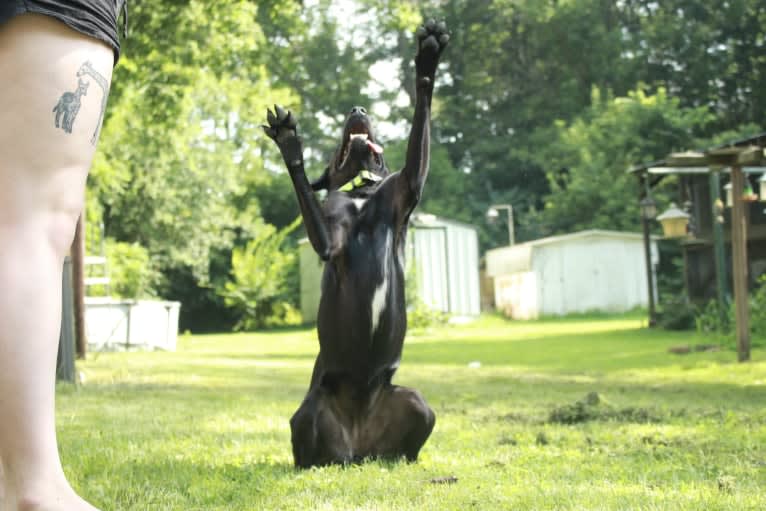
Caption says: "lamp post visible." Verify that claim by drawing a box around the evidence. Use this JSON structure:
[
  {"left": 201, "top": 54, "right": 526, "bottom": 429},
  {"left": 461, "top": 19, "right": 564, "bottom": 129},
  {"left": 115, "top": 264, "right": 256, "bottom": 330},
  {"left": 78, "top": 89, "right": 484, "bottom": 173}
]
[
  {"left": 486, "top": 204, "right": 515, "bottom": 246},
  {"left": 639, "top": 187, "right": 657, "bottom": 327}
]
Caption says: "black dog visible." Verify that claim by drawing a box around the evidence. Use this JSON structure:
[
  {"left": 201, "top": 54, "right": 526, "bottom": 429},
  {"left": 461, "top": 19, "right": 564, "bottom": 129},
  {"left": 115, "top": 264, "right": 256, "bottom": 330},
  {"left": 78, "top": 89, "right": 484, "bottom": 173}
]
[{"left": 263, "top": 20, "right": 449, "bottom": 468}]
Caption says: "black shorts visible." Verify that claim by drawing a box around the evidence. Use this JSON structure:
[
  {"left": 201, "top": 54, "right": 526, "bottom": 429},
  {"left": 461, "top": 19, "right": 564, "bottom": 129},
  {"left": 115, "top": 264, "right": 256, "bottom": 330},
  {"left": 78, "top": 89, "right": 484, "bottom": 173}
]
[{"left": 0, "top": 0, "right": 126, "bottom": 63}]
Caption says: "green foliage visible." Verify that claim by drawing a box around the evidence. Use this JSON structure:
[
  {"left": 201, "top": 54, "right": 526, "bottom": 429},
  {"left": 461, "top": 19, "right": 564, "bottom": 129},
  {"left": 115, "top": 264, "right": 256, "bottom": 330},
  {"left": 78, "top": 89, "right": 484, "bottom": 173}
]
[
  {"left": 749, "top": 277, "right": 766, "bottom": 348},
  {"left": 657, "top": 296, "right": 698, "bottom": 331},
  {"left": 696, "top": 276, "right": 766, "bottom": 350},
  {"left": 93, "top": 0, "right": 296, "bottom": 282},
  {"left": 360, "top": 0, "right": 765, "bottom": 248},
  {"left": 404, "top": 256, "right": 449, "bottom": 330},
  {"left": 406, "top": 299, "right": 450, "bottom": 330},
  {"left": 536, "top": 87, "right": 712, "bottom": 235},
  {"left": 104, "top": 239, "right": 159, "bottom": 299},
  {"left": 548, "top": 392, "right": 661, "bottom": 425},
  {"left": 84, "top": 0, "right": 766, "bottom": 331},
  {"left": 655, "top": 242, "right": 698, "bottom": 331},
  {"left": 620, "top": 0, "right": 766, "bottom": 131},
  {"left": 695, "top": 299, "right": 733, "bottom": 338},
  {"left": 221, "top": 218, "right": 302, "bottom": 330}
]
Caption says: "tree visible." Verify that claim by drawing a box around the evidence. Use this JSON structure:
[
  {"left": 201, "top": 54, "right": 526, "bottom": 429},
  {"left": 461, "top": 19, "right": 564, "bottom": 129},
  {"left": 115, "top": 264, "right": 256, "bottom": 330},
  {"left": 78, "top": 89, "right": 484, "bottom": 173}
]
[
  {"left": 92, "top": 1, "right": 294, "bottom": 283},
  {"left": 620, "top": 0, "right": 766, "bottom": 131},
  {"left": 534, "top": 87, "right": 713, "bottom": 235}
]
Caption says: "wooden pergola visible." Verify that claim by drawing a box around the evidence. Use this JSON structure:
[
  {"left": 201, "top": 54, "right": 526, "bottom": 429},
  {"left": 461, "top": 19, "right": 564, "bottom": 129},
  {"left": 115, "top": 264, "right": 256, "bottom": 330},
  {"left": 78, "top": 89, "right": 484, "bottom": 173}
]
[{"left": 629, "top": 132, "right": 766, "bottom": 362}]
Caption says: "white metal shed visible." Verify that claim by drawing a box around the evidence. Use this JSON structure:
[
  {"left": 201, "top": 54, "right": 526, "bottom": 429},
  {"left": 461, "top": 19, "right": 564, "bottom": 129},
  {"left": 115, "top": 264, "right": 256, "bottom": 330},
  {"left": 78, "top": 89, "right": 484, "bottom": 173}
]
[
  {"left": 485, "top": 229, "right": 658, "bottom": 319},
  {"left": 408, "top": 213, "right": 481, "bottom": 316}
]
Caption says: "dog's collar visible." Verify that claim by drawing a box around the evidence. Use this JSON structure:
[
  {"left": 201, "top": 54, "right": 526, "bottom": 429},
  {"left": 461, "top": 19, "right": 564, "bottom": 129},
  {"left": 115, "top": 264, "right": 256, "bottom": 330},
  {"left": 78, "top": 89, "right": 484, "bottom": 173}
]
[{"left": 339, "top": 170, "right": 383, "bottom": 192}]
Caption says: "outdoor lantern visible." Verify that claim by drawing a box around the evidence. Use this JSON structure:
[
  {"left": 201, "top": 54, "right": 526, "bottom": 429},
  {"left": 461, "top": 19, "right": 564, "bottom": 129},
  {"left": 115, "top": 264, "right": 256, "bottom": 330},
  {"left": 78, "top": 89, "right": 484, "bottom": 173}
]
[
  {"left": 639, "top": 195, "right": 657, "bottom": 220},
  {"left": 656, "top": 202, "right": 690, "bottom": 238},
  {"left": 760, "top": 174, "right": 766, "bottom": 202},
  {"left": 724, "top": 182, "right": 733, "bottom": 207}
]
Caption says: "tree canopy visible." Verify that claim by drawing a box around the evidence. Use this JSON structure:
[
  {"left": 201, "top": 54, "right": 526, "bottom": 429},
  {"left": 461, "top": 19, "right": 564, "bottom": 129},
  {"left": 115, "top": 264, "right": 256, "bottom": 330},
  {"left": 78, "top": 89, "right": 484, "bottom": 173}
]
[{"left": 91, "top": 0, "right": 766, "bottom": 331}]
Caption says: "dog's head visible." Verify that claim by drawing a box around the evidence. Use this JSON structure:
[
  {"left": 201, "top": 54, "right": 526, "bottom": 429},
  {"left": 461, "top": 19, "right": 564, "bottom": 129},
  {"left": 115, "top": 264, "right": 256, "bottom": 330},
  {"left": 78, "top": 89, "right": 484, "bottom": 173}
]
[{"left": 311, "top": 106, "right": 389, "bottom": 192}]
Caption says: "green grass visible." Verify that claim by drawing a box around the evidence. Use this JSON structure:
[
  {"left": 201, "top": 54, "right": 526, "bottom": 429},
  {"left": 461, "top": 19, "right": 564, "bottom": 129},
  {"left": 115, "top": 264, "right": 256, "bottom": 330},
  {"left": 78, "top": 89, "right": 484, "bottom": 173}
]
[{"left": 57, "top": 314, "right": 766, "bottom": 510}]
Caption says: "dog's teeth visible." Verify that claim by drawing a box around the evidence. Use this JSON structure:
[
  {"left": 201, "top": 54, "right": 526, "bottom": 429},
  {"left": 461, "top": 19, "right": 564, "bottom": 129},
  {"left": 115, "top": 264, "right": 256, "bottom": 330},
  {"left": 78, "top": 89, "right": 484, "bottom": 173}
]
[{"left": 349, "top": 133, "right": 369, "bottom": 141}]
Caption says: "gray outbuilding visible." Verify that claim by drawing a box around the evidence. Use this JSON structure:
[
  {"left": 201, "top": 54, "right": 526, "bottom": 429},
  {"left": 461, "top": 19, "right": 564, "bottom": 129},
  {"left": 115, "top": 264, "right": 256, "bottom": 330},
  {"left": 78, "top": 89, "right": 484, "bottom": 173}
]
[{"left": 485, "top": 229, "right": 659, "bottom": 319}]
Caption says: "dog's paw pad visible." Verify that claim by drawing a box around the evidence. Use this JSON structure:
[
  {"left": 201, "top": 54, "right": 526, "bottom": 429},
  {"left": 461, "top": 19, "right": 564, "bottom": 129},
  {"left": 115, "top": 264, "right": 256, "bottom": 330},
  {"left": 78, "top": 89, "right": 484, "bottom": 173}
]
[
  {"left": 415, "top": 19, "right": 449, "bottom": 77},
  {"left": 264, "top": 104, "right": 298, "bottom": 142}
]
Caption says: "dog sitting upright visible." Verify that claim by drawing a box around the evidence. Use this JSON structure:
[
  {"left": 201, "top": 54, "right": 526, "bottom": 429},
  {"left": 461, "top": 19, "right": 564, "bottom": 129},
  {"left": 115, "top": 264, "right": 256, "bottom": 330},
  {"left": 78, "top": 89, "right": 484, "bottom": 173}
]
[{"left": 263, "top": 20, "right": 449, "bottom": 468}]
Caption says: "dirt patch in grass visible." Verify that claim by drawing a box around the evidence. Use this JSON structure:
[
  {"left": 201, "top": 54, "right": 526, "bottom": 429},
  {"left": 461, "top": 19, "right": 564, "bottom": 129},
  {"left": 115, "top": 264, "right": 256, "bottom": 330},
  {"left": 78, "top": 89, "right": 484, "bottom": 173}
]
[
  {"left": 429, "top": 476, "right": 459, "bottom": 485},
  {"left": 548, "top": 392, "right": 663, "bottom": 425},
  {"left": 668, "top": 344, "right": 720, "bottom": 355}
]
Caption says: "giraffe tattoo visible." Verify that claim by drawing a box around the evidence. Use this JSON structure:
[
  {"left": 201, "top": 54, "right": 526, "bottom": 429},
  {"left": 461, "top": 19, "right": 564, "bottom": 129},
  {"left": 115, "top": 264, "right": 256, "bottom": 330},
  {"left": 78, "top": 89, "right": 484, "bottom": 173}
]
[
  {"left": 52, "top": 61, "right": 109, "bottom": 144},
  {"left": 76, "top": 61, "right": 110, "bottom": 145},
  {"left": 52, "top": 79, "right": 89, "bottom": 134}
]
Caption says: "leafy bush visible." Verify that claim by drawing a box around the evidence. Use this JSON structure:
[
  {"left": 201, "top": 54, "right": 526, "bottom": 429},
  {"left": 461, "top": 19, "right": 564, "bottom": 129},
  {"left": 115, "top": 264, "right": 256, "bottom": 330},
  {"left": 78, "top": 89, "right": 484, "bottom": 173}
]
[
  {"left": 695, "top": 275, "right": 766, "bottom": 350},
  {"left": 221, "top": 218, "right": 302, "bottom": 330},
  {"left": 657, "top": 294, "right": 696, "bottom": 331},
  {"left": 405, "top": 262, "right": 449, "bottom": 330},
  {"left": 695, "top": 299, "right": 732, "bottom": 338},
  {"left": 407, "top": 298, "right": 450, "bottom": 331},
  {"left": 100, "top": 239, "right": 159, "bottom": 299},
  {"left": 749, "top": 275, "right": 766, "bottom": 348}
]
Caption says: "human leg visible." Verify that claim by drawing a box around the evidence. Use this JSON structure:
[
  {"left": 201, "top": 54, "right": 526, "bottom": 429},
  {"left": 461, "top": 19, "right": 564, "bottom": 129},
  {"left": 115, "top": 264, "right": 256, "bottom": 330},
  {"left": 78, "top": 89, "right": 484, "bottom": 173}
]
[{"left": 0, "top": 13, "right": 113, "bottom": 511}]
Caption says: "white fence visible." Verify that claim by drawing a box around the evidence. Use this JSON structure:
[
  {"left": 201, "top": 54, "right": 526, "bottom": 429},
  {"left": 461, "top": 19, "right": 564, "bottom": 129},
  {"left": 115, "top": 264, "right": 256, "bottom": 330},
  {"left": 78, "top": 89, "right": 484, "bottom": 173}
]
[{"left": 85, "top": 298, "right": 181, "bottom": 351}]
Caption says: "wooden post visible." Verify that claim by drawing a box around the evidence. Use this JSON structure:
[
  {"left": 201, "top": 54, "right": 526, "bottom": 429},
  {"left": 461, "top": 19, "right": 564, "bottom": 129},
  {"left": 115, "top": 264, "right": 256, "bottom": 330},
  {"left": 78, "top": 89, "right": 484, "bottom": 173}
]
[
  {"left": 639, "top": 174, "right": 656, "bottom": 327},
  {"left": 729, "top": 166, "right": 751, "bottom": 362},
  {"left": 57, "top": 256, "right": 76, "bottom": 382},
  {"left": 640, "top": 219, "right": 656, "bottom": 327},
  {"left": 71, "top": 214, "right": 87, "bottom": 359}
]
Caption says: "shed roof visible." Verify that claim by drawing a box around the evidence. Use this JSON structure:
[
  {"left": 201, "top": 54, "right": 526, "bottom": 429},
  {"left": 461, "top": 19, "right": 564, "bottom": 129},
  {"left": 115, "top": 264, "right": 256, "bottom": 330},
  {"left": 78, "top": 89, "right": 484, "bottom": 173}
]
[
  {"left": 490, "top": 229, "right": 646, "bottom": 252},
  {"left": 628, "top": 132, "right": 766, "bottom": 175},
  {"left": 410, "top": 212, "right": 478, "bottom": 231},
  {"left": 485, "top": 229, "right": 654, "bottom": 277}
]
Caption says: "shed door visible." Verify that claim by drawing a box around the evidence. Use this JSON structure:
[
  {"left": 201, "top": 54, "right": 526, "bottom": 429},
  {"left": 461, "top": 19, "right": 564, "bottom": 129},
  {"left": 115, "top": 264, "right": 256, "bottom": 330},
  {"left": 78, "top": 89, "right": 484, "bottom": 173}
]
[{"left": 413, "top": 228, "right": 450, "bottom": 312}]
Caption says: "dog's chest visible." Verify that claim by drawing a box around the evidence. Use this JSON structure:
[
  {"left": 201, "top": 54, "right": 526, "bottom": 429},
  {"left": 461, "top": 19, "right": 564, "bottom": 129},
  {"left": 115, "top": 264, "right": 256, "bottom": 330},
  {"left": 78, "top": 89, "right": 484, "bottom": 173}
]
[
  {"left": 327, "top": 194, "right": 404, "bottom": 336},
  {"left": 351, "top": 197, "right": 368, "bottom": 212}
]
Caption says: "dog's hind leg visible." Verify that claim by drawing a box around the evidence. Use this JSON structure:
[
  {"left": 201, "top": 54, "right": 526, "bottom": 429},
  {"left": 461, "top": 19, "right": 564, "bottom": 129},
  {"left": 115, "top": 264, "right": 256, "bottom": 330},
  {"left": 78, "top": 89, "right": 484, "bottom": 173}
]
[
  {"left": 290, "top": 385, "right": 353, "bottom": 468},
  {"left": 362, "top": 385, "right": 435, "bottom": 462}
]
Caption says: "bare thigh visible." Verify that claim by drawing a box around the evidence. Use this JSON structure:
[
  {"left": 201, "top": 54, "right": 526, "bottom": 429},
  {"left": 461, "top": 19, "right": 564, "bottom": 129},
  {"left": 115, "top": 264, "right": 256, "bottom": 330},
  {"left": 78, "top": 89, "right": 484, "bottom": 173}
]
[{"left": 0, "top": 13, "right": 113, "bottom": 247}]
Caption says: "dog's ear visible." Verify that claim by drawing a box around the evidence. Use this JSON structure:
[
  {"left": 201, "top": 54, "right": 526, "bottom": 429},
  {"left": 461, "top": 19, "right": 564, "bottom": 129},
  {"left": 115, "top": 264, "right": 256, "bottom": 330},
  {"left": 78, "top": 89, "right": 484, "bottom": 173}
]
[{"left": 311, "top": 166, "right": 331, "bottom": 191}]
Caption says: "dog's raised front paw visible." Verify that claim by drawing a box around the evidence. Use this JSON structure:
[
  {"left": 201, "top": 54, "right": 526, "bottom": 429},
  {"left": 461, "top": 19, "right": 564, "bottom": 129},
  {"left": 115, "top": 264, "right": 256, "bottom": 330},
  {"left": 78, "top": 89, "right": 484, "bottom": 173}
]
[
  {"left": 263, "top": 105, "right": 303, "bottom": 168},
  {"left": 415, "top": 19, "right": 449, "bottom": 81},
  {"left": 263, "top": 104, "right": 297, "bottom": 143}
]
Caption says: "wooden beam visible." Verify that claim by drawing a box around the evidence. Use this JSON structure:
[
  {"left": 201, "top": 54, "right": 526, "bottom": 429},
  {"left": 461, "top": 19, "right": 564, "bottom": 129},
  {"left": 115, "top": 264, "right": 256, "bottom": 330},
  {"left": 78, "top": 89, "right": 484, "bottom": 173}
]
[
  {"left": 71, "top": 214, "right": 87, "bottom": 359},
  {"left": 730, "top": 166, "right": 751, "bottom": 362},
  {"left": 639, "top": 173, "right": 656, "bottom": 327},
  {"left": 666, "top": 151, "right": 708, "bottom": 167},
  {"left": 736, "top": 146, "right": 765, "bottom": 166},
  {"left": 57, "top": 257, "right": 76, "bottom": 383}
]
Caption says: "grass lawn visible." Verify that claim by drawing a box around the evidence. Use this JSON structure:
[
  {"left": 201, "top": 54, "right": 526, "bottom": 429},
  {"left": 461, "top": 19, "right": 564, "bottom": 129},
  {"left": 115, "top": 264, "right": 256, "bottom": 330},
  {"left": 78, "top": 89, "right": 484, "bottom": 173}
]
[{"left": 54, "top": 314, "right": 765, "bottom": 510}]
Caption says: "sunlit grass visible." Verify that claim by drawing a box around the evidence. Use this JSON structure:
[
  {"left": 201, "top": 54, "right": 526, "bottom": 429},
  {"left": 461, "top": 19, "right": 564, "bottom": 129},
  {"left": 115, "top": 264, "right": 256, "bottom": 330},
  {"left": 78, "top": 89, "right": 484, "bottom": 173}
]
[{"left": 56, "top": 313, "right": 766, "bottom": 510}]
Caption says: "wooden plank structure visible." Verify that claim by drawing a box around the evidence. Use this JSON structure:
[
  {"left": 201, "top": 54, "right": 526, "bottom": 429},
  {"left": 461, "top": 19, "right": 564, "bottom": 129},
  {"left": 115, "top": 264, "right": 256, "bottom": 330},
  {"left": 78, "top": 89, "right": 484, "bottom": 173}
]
[
  {"left": 629, "top": 132, "right": 766, "bottom": 362},
  {"left": 72, "top": 214, "right": 87, "bottom": 359}
]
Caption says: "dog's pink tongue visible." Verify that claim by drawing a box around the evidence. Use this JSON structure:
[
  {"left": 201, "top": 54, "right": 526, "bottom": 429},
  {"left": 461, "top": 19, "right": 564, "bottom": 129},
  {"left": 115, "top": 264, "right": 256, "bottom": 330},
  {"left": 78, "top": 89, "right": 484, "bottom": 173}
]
[{"left": 367, "top": 140, "right": 383, "bottom": 154}]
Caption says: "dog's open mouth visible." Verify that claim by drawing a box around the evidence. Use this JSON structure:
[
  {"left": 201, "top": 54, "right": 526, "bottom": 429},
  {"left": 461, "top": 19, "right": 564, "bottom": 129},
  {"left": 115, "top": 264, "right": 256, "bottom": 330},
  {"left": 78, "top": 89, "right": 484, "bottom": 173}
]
[{"left": 342, "top": 125, "right": 383, "bottom": 164}]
